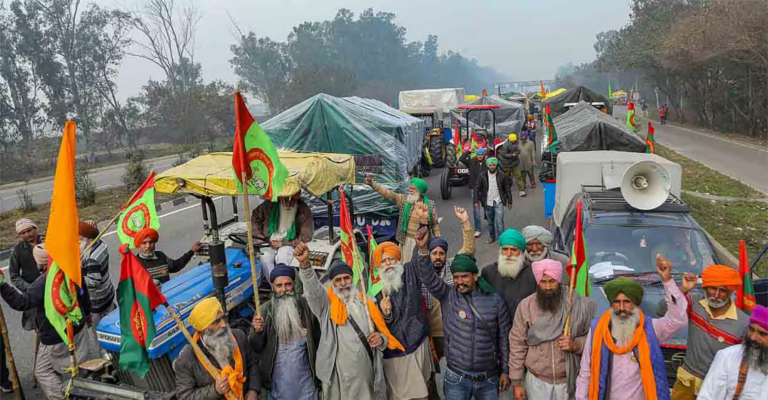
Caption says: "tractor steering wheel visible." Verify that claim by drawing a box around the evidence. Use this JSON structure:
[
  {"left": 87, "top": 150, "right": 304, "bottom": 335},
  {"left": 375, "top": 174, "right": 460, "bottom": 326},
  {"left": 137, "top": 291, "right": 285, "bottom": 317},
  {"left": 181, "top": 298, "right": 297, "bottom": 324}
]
[
  {"left": 590, "top": 251, "right": 631, "bottom": 266},
  {"left": 228, "top": 233, "right": 271, "bottom": 248}
]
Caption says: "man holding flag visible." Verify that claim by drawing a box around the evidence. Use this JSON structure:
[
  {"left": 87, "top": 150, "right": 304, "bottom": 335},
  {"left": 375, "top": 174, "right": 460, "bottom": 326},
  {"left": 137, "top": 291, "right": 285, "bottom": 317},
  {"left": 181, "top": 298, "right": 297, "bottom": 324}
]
[
  {"left": 0, "top": 121, "right": 95, "bottom": 400},
  {"left": 670, "top": 265, "right": 750, "bottom": 400},
  {"left": 509, "top": 259, "right": 596, "bottom": 400}
]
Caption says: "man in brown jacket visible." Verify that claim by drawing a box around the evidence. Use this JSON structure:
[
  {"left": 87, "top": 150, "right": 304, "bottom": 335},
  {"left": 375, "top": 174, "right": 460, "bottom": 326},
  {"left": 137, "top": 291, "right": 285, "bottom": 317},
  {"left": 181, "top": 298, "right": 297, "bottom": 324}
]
[
  {"left": 174, "top": 298, "right": 260, "bottom": 400},
  {"left": 516, "top": 132, "right": 537, "bottom": 197},
  {"left": 251, "top": 191, "right": 314, "bottom": 280},
  {"left": 509, "top": 259, "right": 595, "bottom": 400}
]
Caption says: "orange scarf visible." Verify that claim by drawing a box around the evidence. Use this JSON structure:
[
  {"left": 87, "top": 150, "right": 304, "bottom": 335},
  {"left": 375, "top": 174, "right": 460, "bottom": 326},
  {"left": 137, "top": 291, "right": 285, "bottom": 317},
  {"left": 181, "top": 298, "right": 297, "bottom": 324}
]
[
  {"left": 588, "top": 310, "right": 657, "bottom": 400},
  {"left": 326, "top": 286, "right": 405, "bottom": 352},
  {"left": 193, "top": 332, "right": 246, "bottom": 400}
]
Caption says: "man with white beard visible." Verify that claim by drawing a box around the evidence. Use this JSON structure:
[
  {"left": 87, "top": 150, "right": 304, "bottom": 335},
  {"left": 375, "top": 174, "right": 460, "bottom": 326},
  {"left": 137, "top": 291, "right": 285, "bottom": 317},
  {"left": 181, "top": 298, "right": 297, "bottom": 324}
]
[
  {"left": 671, "top": 264, "right": 750, "bottom": 399},
  {"left": 372, "top": 229, "right": 433, "bottom": 400},
  {"left": 575, "top": 255, "right": 688, "bottom": 400},
  {"left": 252, "top": 191, "right": 314, "bottom": 280},
  {"left": 297, "top": 242, "right": 405, "bottom": 400},
  {"left": 365, "top": 175, "right": 441, "bottom": 262},
  {"left": 249, "top": 264, "right": 321, "bottom": 400},
  {"left": 174, "top": 298, "right": 259, "bottom": 400},
  {"left": 481, "top": 229, "right": 537, "bottom": 322},
  {"left": 698, "top": 305, "right": 768, "bottom": 399},
  {"left": 521, "top": 225, "right": 570, "bottom": 269}
]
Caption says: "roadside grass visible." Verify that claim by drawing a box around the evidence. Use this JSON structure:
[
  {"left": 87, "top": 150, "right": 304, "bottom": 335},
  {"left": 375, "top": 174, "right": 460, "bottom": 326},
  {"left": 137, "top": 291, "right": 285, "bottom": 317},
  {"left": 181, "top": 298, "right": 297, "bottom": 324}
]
[
  {"left": 684, "top": 194, "right": 768, "bottom": 276},
  {"left": 0, "top": 187, "right": 182, "bottom": 251}
]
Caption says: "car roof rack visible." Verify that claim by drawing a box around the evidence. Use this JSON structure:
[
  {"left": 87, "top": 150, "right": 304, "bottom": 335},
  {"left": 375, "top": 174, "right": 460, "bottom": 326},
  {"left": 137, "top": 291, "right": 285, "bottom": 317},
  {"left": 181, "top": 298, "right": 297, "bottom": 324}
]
[{"left": 581, "top": 185, "right": 690, "bottom": 213}]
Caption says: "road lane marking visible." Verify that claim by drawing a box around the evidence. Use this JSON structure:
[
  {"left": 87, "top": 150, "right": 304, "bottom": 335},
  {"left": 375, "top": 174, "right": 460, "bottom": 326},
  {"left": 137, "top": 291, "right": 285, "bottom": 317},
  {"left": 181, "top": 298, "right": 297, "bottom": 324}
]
[{"left": 1, "top": 196, "right": 224, "bottom": 271}]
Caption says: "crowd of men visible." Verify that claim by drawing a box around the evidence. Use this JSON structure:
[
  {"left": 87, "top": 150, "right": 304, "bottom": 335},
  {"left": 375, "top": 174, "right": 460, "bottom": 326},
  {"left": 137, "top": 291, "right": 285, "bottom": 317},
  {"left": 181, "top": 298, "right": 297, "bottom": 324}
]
[{"left": 1, "top": 174, "right": 767, "bottom": 400}]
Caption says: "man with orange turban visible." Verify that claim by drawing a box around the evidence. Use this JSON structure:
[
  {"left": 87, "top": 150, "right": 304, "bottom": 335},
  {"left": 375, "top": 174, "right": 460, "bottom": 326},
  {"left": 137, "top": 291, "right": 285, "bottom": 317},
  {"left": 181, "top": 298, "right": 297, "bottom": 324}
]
[
  {"left": 134, "top": 227, "right": 202, "bottom": 284},
  {"left": 670, "top": 265, "right": 750, "bottom": 400},
  {"left": 175, "top": 298, "right": 259, "bottom": 400},
  {"left": 372, "top": 233, "right": 432, "bottom": 400}
]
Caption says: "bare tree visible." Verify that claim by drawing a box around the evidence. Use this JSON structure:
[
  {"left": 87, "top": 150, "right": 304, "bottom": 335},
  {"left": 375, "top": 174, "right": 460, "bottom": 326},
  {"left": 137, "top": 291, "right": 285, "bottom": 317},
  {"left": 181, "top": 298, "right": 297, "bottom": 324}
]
[{"left": 130, "top": 0, "right": 200, "bottom": 96}]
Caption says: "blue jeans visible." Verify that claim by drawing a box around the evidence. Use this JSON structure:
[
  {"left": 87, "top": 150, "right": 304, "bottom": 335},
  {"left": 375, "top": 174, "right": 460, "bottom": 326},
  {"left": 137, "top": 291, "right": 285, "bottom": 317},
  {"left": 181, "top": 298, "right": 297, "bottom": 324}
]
[
  {"left": 485, "top": 201, "right": 504, "bottom": 240},
  {"left": 443, "top": 367, "right": 499, "bottom": 400},
  {"left": 473, "top": 201, "right": 483, "bottom": 232}
]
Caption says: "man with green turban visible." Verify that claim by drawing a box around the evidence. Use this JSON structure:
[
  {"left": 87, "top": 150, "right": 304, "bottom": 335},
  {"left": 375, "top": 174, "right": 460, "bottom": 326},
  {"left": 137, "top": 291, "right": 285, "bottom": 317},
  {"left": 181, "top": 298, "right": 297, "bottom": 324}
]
[
  {"left": 365, "top": 174, "right": 441, "bottom": 263},
  {"left": 481, "top": 229, "right": 537, "bottom": 322},
  {"left": 474, "top": 157, "right": 512, "bottom": 245},
  {"left": 413, "top": 227, "right": 513, "bottom": 397},
  {"left": 575, "top": 255, "right": 688, "bottom": 400}
]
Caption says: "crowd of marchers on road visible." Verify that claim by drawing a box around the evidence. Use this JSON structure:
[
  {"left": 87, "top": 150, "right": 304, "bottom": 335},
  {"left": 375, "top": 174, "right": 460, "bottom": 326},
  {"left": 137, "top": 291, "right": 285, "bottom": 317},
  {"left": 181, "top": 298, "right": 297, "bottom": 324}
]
[{"left": 1, "top": 165, "right": 767, "bottom": 400}]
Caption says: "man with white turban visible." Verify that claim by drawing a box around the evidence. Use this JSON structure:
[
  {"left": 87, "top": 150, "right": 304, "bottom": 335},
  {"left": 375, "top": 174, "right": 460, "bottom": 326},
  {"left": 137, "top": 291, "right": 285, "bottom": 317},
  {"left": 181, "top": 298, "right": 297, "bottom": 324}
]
[
  {"left": 521, "top": 225, "right": 570, "bottom": 269},
  {"left": 509, "top": 260, "right": 595, "bottom": 400}
]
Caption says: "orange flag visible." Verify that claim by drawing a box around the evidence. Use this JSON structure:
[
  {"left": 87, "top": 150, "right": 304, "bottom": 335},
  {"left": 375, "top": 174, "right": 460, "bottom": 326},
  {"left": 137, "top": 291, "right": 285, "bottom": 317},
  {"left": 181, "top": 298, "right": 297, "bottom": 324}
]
[{"left": 46, "top": 121, "right": 81, "bottom": 287}]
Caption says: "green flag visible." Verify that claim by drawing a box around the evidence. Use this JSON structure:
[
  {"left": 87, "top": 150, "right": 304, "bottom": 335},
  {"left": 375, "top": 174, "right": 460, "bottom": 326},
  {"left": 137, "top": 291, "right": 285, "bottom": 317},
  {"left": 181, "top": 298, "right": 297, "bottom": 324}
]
[
  {"left": 118, "top": 171, "right": 160, "bottom": 248},
  {"left": 569, "top": 199, "right": 591, "bottom": 297},
  {"left": 626, "top": 101, "right": 637, "bottom": 131},
  {"left": 545, "top": 104, "right": 559, "bottom": 154},
  {"left": 45, "top": 261, "right": 83, "bottom": 345},
  {"left": 608, "top": 82, "right": 612, "bottom": 100},
  {"left": 366, "top": 225, "right": 384, "bottom": 297},
  {"left": 233, "top": 92, "right": 288, "bottom": 202}
]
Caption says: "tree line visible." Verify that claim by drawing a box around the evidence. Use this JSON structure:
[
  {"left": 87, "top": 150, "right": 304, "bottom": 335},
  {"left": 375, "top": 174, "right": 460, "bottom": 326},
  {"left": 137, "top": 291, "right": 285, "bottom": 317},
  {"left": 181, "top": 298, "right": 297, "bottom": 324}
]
[{"left": 555, "top": 0, "right": 768, "bottom": 140}]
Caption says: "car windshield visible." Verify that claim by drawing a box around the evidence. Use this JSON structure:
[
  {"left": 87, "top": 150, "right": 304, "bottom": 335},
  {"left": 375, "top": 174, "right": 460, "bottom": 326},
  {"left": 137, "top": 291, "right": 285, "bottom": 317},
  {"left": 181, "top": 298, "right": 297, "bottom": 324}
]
[{"left": 583, "top": 225, "right": 715, "bottom": 281}]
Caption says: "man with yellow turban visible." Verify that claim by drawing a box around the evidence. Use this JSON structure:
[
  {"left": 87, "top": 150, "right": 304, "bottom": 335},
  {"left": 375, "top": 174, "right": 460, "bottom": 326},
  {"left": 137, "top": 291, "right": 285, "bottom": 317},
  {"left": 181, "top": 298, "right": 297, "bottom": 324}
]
[
  {"left": 175, "top": 298, "right": 259, "bottom": 400},
  {"left": 497, "top": 133, "right": 521, "bottom": 192},
  {"left": 371, "top": 228, "right": 433, "bottom": 400},
  {"left": 670, "top": 265, "right": 750, "bottom": 400},
  {"left": 575, "top": 255, "right": 688, "bottom": 400},
  {"left": 365, "top": 175, "right": 441, "bottom": 263},
  {"left": 296, "top": 242, "right": 404, "bottom": 400},
  {"left": 134, "top": 227, "right": 202, "bottom": 283}
]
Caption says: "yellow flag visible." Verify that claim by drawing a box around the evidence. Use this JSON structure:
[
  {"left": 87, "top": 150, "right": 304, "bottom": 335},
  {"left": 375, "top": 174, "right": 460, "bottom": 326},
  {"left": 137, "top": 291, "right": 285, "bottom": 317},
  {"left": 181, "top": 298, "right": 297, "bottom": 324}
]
[{"left": 46, "top": 121, "right": 81, "bottom": 287}]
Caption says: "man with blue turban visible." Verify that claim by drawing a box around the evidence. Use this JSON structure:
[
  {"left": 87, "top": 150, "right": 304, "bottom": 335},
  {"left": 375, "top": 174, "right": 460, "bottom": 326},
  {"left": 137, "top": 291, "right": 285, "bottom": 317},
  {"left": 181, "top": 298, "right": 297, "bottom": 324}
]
[
  {"left": 365, "top": 175, "right": 441, "bottom": 263},
  {"left": 481, "top": 229, "right": 538, "bottom": 321}
]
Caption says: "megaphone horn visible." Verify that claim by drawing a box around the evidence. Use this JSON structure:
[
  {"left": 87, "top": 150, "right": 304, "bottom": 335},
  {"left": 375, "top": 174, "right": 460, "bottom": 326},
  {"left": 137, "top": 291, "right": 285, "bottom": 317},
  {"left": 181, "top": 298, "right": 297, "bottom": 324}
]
[{"left": 620, "top": 161, "right": 672, "bottom": 210}]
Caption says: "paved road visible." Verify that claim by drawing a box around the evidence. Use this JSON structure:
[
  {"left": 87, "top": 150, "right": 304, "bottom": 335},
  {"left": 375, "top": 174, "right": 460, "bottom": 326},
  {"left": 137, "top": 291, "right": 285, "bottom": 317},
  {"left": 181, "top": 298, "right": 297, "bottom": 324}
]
[
  {"left": 0, "top": 166, "right": 547, "bottom": 398},
  {"left": 614, "top": 105, "right": 768, "bottom": 194},
  {"left": 0, "top": 156, "right": 179, "bottom": 213}
]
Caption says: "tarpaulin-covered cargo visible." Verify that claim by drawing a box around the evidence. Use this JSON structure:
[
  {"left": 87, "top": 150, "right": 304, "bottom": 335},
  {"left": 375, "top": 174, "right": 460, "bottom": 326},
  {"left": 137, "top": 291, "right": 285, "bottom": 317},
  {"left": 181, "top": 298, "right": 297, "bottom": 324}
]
[
  {"left": 261, "top": 93, "right": 422, "bottom": 228},
  {"left": 545, "top": 86, "right": 612, "bottom": 118},
  {"left": 552, "top": 101, "right": 646, "bottom": 153},
  {"left": 450, "top": 95, "right": 526, "bottom": 136},
  {"left": 398, "top": 88, "right": 466, "bottom": 114}
]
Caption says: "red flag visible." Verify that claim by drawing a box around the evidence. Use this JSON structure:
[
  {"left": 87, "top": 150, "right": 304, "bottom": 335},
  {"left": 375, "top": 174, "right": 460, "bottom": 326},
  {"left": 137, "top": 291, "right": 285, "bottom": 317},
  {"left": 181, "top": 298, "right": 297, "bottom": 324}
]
[
  {"left": 735, "top": 240, "right": 756, "bottom": 313},
  {"left": 482, "top": 88, "right": 488, "bottom": 97},
  {"left": 232, "top": 92, "right": 253, "bottom": 179},
  {"left": 567, "top": 199, "right": 589, "bottom": 296},
  {"left": 645, "top": 122, "right": 656, "bottom": 154}
]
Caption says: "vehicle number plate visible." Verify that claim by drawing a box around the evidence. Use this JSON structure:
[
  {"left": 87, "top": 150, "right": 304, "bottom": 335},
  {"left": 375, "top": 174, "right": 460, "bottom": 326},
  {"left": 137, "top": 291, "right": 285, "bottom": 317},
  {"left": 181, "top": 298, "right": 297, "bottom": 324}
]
[{"left": 456, "top": 168, "right": 469, "bottom": 174}]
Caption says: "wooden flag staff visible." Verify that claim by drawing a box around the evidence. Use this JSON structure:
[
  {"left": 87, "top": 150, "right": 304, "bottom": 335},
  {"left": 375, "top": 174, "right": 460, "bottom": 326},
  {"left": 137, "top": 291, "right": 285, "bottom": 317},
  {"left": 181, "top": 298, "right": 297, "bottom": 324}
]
[
  {"left": 240, "top": 172, "right": 262, "bottom": 316},
  {"left": 164, "top": 303, "right": 219, "bottom": 375},
  {"left": 0, "top": 302, "right": 24, "bottom": 400}
]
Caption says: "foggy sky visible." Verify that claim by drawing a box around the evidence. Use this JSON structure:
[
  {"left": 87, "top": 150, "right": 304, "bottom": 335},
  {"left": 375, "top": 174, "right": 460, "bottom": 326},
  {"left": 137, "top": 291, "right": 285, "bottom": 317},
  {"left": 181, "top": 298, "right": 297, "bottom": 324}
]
[{"left": 104, "top": 0, "right": 632, "bottom": 100}]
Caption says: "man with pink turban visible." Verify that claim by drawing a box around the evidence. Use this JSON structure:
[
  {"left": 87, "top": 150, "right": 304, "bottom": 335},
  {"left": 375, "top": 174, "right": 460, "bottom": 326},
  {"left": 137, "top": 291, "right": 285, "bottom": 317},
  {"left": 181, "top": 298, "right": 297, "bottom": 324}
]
[
  {"left": 698, "top": 304, "right": 768, "bottom": 399},
  {"left": 508, "top": 259, "right": 596, "bottom": 400}
]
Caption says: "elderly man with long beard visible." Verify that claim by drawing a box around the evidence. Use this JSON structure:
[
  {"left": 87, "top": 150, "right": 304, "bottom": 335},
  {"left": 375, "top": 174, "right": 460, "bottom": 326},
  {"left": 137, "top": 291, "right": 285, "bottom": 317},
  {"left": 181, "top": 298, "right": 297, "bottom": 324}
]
[
  {"left": 481, "top": 229, "right": 537, "bottom": 323},
  {"left": 175, "top": 298, "right": 259, "bottom": 400},
  {"left": 249, "top": 264, "right": 321, "bottom": 400},
  {"left": 364, "top": 174, "right": 441, "bottom": 262},
  {"left": 698, "top": 305, "right": 768, "bottom": 399},
  {"left": 669, "top": 264, "right": 751, "bottom": 399},
  {"left": 575, "top": 255, "right": 688, "bottom": 400},
  {"left": 373, "top": 228, "right": 433, "bottom": 400},
  {"left": 509, "top": 259, "right": 596, "bottom": 400},
  {"left": 521, "top": 225, "right": 570, "bottom": 268},
  {"left": 296, "top": 242, "right": 405, "bottom": 400}
]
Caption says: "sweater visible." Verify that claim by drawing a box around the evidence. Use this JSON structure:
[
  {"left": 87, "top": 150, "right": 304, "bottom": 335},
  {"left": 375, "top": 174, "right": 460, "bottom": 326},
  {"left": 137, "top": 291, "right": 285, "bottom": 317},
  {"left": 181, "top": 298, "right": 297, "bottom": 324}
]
[
  {"left": 137, "top": 250, "right": 194, "bottom": 283},
  {"left": 416, "top": 248, "right": 512, "bottom": 374},
  {"left": 82, "top": 240, "right": 115, "bottom": 314},
  {"left": 0, "top": 273, "right": 91, "bottom": 345},
  {"left": 8, "top": 237, "right": 43, "bottom": 292}
]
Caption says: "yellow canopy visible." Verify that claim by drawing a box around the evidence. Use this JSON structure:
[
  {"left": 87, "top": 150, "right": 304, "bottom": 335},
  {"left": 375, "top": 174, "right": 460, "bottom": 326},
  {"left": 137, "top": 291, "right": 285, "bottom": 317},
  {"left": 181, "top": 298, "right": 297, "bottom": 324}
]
[
  {"left": 545, "top": 88, "right": 567, "bottom": 99},
  {"left": 154, "top": 151, "right": 356, "bottom": 197},
  {"left": 613, "top": 90, "right": 627, "bottom": 97},
  {"left": 465, "top": 95, "right": 480, "bottom": 102}
]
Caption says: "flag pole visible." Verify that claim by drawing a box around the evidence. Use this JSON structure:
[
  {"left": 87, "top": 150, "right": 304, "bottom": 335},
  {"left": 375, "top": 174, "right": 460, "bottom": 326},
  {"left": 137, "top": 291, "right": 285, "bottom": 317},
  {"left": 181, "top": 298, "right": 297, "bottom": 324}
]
[
  {"left": 0, "top": 303, "right": 24, "bottom": 400},
  {"left": 240, "top": 172, "right": 262, "bottom": 316},
  {"left": 563, "top": 261, "right": 578, "bottom": 336},
  {"left": 164, "top": 303, "right": 220, "bottom": 376}
]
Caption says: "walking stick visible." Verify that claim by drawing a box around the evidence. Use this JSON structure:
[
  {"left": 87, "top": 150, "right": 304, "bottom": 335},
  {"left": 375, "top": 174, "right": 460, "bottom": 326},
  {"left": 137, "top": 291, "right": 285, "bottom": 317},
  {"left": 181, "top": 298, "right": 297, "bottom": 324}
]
[
  {"left": 240, "top": 172, "right": 262, "bottom": 316},
  {"left": 32, "top": 332, "right": 39, "bottom": 388},
  {"left": 563, "top": 262, "right": 577, "bottom": 337},
  {"left": 0, "top": 302, "right": 24, "bottom": 400}
]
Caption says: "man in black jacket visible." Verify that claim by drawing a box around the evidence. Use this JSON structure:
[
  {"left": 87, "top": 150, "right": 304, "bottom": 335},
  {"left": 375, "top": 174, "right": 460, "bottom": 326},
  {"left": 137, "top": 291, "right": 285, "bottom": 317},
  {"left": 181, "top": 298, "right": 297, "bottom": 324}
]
[
  {"left": 0, "top": 256, "right": 93, "bottom": 400},
  {"left": 249, "top": 264, "right": 320, "bottom": 400},
  {"left": 460, "top": 147, "right": 487, "bottom": 238},
  {"left": 496, "top": 134, "right": 520, "bottom": 193},
  {"left": 133, "top": 227, "right": 201, "bottom": 284},
  {"left": 474, "top": 157, "right": 513, "bottom": 245}
]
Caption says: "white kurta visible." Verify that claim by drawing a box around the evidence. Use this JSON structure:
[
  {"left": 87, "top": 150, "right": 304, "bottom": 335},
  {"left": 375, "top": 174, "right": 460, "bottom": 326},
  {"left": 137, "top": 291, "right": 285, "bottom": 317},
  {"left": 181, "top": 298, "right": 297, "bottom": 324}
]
[
  {"left": 383, "top": 339, "right": 432, "bottom": 400},
  {"left": 698, "top": 344, "right": 768, "bottom": 400}
]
